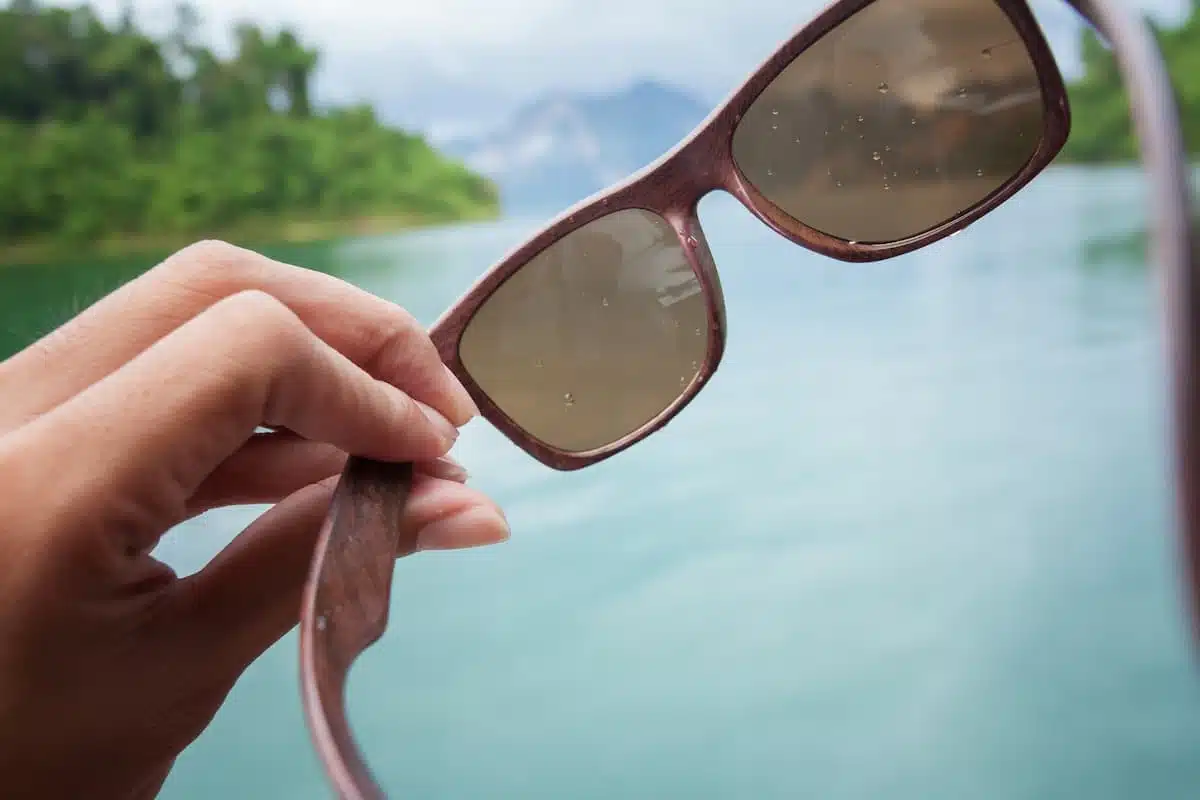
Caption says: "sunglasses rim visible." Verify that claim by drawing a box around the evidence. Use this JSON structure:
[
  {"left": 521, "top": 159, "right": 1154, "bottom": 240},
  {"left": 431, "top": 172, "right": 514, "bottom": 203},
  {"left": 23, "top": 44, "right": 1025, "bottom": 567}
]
[
  {"left": 429, "top": 0, "right": 1072, "bottom": 472},
  {"left": 433, "top": 205, "right": 726, "bottom": 472}
]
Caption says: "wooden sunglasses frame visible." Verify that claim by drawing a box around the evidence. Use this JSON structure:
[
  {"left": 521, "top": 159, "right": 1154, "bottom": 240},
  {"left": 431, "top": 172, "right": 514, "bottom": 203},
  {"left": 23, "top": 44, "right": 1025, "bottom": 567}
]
[
  {"left": 300, "top": 0, "right": 1200, "bottom": 796},
  {"left": 429, "top": 0, "right": 1070, "bottom": 474}
]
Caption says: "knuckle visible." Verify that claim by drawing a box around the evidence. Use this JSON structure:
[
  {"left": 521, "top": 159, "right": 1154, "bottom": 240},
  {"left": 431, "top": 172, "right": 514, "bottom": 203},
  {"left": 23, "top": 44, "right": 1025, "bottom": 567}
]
[
  {"left": 180, "top": 237, "right": 241, "bottom": 260},
  {"left": 218, "top": 287, "right": 285, "bottom": 318},
  {"left": 357, "top": 306, "right": 447, "bottom": 389},
  {"left": 212, "top": 290, "right": 305, "bottom": 356},
  {"left": 167, "top": 239, "right": 239, "bottom": 274},
  {"left": 362, "top": 315, "right": 429, "bottom": 374},
  {"left": 392, "top": 389, "right": 425, "bottom": 428},
  {"left": 160, "top": 239, "right": 262, "bottom": 291}
]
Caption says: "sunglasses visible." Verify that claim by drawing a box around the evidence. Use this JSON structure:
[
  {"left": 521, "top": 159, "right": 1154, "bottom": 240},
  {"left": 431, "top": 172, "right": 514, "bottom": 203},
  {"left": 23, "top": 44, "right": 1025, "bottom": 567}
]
[{"left": 299, "top": 0, "right": 1197, "bottom": 796}]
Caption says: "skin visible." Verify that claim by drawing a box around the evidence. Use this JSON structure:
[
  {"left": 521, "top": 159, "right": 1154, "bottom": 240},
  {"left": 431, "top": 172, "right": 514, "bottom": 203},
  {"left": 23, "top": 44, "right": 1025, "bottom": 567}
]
[{"left": 0, "top": 240, "right": 510, "bottom": 798}]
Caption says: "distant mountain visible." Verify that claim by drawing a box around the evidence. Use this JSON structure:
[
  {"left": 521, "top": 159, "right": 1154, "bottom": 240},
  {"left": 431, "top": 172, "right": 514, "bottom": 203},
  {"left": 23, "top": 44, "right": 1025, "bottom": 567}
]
[{"left": 443, "top": 80, "right": 710, "bottom": 213}]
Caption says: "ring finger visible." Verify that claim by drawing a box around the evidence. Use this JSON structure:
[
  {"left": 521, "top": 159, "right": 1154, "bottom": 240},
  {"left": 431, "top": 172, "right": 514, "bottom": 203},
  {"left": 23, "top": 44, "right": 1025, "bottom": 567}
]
[{"left": 185, "top": 433, "right": 472, "bottom": 517}]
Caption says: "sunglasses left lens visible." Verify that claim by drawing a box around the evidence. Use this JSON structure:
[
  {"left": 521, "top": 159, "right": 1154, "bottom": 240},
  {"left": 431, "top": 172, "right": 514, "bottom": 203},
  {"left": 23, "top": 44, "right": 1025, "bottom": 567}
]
[{"left": 459, "top": 209, "right": 710, "bottom": 454}]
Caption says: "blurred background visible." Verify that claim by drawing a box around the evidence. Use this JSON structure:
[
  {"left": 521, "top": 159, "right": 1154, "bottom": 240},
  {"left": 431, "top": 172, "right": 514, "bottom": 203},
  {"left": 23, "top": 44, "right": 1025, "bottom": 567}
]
[{"left": 1, "top": 0, "right": 1200, "bottom": 797}]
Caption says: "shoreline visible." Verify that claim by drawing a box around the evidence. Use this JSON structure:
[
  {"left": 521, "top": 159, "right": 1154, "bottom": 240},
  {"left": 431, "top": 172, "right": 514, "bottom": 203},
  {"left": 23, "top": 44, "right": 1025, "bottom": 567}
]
[
  {"left": 0, "top": 206, "right": 502, "bottom": 269},
  {"left": 2, "top": 161, "right": 1193, "bottom": 269}
]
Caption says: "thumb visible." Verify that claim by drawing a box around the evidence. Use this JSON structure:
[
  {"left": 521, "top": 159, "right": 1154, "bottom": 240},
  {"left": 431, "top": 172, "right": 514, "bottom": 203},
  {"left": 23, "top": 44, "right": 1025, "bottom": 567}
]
[{"left": 173, "top": 475, "right": 508, "bottom": 678}]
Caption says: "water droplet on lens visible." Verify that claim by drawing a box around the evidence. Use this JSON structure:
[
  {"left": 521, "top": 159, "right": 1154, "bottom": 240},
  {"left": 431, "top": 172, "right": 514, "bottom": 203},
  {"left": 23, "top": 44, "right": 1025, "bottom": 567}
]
[
  {"left": 877, "top": 82, "right": 889, "bottom": 94},
  {"left": 563, "top": 392, "right": 575, "bottom": 407},
  {"left": 911, "top": 118, "right": 917, "bottom": 125},
  {"left": 981, "top": 47, "right": 993, "bottom": 59},
  {"left": 857, "top": 115, "right": 864, "bottom": 123},
  {"left": 884, "top": 145, "right": 891, "bottom": 151},
  {"left": 771, "top": 108, "right": 779, "bottom": 115},
  {"left": 771, "top": 123, "right": 778, "bottom": 131},
  {"left": 872, "top": 151, "right": 881, "bottom": 161},
  {"left": 686, "top": 235, "right": 698, "bottom": 247},
  {"left": 690, "top": 360, "right": 699, "bottom": 370},
  {"left": 695, "top": 328, "right": 704, "bottom": 336},
  {"left": 957, "top": 88, "right": 967, "bottom": 97},
  {"left": 534, "top": 358, "right": 544, "bottom": 368},
  {"left": 316, "top": 615, "right": 327, "bottom": 631},
  {"left": 976, "top": 169, "right": 984, "bottom": 176},
  {"left": 767, "top": 168, "right": 774, "bottom": 176},
  {"left": 836, "top": 181, "right": 843, "bottom": 187},
  {"left": 601, "top": 297, "right": 609, "bottom": 307}
]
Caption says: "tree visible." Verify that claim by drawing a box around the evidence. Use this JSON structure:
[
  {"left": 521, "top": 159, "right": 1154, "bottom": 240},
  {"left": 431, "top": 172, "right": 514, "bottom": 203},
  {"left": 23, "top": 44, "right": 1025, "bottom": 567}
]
[
  {"left": 1060, "top": 4, "right": 1199, "bottom": 162},
  {"left": 0, "top": 2, "right": 498, "bottom": 250}
]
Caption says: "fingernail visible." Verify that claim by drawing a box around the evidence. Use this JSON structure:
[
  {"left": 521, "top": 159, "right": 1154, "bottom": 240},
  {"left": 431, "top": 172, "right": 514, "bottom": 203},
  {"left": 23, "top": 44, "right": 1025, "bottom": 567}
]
[
  {"left": 417, "top": 508, "right": 510, "bottom": 552},
  {"left": 416, "top": 400, "right": 460, "bottom": 445},
  {"left": 421, "top": 455, "right": 469, "bottom": 483},
  {"left": 444, "top": 364, "right": 480, "bottom": 425}
]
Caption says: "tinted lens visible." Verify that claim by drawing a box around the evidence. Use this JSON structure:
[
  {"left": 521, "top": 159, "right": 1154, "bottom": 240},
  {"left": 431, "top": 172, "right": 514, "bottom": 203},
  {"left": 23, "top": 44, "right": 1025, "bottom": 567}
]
[
  {"left": 459, "top": 209, "right": 709, "bottom": 454},
  {"left": 732, "top": 0, "right": 1045, "bottom": 244}
]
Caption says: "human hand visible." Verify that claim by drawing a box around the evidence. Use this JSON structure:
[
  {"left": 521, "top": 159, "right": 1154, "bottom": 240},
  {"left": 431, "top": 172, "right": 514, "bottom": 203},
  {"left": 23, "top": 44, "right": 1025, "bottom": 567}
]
[{"left": 0, "top": 241, "right": 509, "bottom": 798}]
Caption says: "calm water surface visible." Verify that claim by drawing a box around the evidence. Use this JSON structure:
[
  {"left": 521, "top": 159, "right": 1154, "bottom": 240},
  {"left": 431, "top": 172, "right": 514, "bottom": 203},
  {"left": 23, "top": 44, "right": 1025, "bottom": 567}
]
[{"left": 1, "top": 167, "right": 1198, "bottom": 798}]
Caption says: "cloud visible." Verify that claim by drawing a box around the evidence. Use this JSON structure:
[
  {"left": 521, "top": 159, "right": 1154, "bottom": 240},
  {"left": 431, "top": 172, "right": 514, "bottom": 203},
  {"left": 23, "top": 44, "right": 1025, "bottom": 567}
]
[{"left": 70, "top": 0, "right": 1189, "bottom": 135}]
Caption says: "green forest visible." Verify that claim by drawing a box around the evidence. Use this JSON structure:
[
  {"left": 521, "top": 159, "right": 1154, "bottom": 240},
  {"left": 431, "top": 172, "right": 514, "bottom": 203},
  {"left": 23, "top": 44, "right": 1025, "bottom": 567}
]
[
  {"left": 1060, "top": 0, "right": 1200, "bottom": 162},
  {"left": 0, "top": 1, "right": 499, "bottom": 258}
]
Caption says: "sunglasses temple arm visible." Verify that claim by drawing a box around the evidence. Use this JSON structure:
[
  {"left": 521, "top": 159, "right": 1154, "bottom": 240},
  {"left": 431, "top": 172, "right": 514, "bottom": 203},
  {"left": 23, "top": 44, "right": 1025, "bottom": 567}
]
[
  {"left": 1065, "top": 0, "right": 1200, "bottom": 634},
  {"left": 300, "top": 457, "right": 418, "bottom": 799}
]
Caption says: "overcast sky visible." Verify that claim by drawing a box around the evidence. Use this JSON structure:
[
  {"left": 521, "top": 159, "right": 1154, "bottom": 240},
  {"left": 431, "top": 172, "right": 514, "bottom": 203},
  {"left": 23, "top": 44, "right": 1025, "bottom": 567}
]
[{"left": 68, "top": 0, "right": 1188, "bottom": 139}]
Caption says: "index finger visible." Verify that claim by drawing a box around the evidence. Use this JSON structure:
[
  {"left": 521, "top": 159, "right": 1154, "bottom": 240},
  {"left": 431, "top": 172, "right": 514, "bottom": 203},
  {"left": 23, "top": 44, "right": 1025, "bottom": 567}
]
[
  {"left": 13, "top": 291, "right": 459, "bottom": 544},
  {"left": 0, "top": 239, "right": 476, "bottom": 430}
]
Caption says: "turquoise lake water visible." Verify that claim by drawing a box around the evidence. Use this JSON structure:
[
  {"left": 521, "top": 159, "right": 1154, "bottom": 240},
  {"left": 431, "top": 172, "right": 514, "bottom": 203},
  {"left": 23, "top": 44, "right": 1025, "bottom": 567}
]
[{"left": 2, "top": 166, "right": 1198, "bottom": 798}]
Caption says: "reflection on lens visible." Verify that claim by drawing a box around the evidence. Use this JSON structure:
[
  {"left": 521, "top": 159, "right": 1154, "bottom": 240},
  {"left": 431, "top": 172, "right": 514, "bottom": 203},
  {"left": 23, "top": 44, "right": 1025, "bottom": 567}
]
[
  {"left": 732, "top": 0, "right": 1047, "bottom": 244},
  {"left": 459, "top": 209, "right": 709, "bottom": 454}
]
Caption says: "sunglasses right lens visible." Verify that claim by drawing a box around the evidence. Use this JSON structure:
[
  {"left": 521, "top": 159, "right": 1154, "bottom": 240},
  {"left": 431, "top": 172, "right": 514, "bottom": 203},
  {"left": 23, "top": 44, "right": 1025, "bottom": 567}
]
[
  {"left": 732, "top": 0, "right": 1047, "bottom": 245},
  {"left": 459, "top": 208, "right": 709, "bottom": 454}
]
